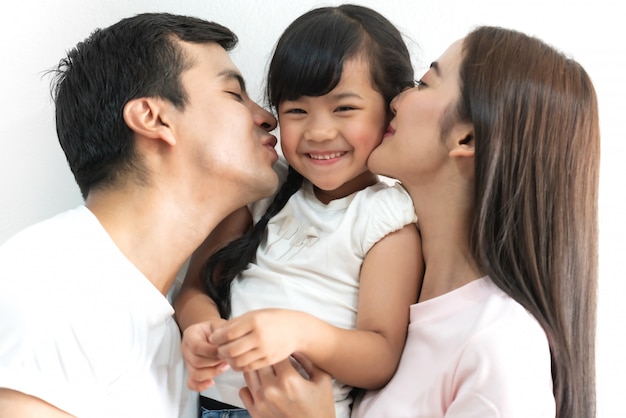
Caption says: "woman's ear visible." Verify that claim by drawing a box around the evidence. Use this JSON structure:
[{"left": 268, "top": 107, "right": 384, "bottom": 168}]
[
  {"left": 449, "top": 123, "right": 475, "bottom": 158},
  {"left": 123, "top": 97, "right": 177, "bottom": 146}
]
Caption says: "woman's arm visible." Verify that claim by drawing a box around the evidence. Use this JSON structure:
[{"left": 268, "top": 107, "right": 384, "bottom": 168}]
[
  {"left": 210, "top": 223, "right": 423, "bottom": 389},
  {"left": 173, "top": 206, "right": 253, "bottom": 390}
]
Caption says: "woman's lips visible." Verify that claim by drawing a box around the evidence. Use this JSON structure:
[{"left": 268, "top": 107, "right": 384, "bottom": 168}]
[{"left": 384, "top": 124, "right": 396, "bottom": 138}]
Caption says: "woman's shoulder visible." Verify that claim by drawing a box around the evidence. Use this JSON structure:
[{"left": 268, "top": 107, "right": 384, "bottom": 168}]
[
  {"left": 454, "top": 284, "right": 555, "bottom": 415},
  {"left": 462, "top": 278, "right": 551, "bottom": 362}
]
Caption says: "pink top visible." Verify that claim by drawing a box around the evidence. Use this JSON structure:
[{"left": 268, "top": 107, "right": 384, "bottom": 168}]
[{"left": 352, "top": 277, "right": 555, "bottom": 418}]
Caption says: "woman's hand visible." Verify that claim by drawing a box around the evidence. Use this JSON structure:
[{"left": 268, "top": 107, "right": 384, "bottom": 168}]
[{"left": 240, "top": 353, "right": 336, "bottom": 418}]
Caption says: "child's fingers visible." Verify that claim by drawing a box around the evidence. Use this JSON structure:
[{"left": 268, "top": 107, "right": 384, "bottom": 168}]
[{"left": 209, "top": 317, "right": 252, "bottom": 345}]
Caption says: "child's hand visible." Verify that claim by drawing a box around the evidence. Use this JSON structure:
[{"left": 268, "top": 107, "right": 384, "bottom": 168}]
[
  {"left": 181, "top": 319, "right": 230, "bottom": 391},
  {"left": 209, "top": 309, "right": 305, "bottom": 371}
]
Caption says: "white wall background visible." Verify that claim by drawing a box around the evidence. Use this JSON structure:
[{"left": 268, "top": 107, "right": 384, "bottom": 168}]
[{"left": 1, "top": 0, "right": 623, "bottom": 415}]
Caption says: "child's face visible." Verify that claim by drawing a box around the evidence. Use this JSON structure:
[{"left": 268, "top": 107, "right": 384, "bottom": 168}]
[{"left": 277, "top": 57, "right": 387, "bottom": 200}]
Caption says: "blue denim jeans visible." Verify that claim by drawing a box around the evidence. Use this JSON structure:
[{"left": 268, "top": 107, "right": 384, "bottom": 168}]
[{"left": 200, "top": 407, "right": 251, "bottom": 418}]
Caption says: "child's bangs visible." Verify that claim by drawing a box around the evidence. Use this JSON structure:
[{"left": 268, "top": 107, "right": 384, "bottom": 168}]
[{"left": 268, "top": 15, "right": 362, "bottom": 106}]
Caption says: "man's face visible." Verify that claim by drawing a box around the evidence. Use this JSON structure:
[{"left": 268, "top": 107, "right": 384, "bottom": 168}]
[{"left": 170, "top": 41, "right": 279, "bottom": 206}]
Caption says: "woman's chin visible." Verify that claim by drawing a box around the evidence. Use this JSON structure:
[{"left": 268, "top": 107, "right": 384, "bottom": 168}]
[{"left": 367, "top": 147, "right": 389, "bottom": 176}]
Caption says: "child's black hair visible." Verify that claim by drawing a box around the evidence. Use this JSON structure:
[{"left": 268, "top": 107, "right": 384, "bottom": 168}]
[{"left": 203, "top": 4, "right": 414, "bottom": 318}]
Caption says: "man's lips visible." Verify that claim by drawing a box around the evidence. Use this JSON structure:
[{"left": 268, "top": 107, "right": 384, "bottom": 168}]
[
  {"left": 263, "top": 135, "right": 278, "bottom": 148},
  {"left": 263, "top": 135, "right": 279, "bottom": 162}
]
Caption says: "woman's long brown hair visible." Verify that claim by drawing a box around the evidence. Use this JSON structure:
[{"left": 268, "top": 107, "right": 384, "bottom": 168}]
[{"left": 459, "top": 26, "right": 599, "bottom": 418}]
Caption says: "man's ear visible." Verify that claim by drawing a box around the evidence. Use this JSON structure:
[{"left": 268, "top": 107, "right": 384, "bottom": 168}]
[
  {"left": 123, "top": 97, "right": 177, "bottom": 146},
  {"left": 449, "top": 123, "right": 475, "bottom": 158}
]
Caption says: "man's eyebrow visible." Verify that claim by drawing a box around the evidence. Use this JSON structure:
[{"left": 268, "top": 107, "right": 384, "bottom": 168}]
[
  {"left": 218, "top": 69, "right": 247, "bottom": 93},
  {"left": 430, "top": 61, "right": 441, "bottom": 76}
]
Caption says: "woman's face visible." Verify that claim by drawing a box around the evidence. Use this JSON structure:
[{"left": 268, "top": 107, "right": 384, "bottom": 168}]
[{"left": 367, "top": 39, "right": 466, "bottom": 185}]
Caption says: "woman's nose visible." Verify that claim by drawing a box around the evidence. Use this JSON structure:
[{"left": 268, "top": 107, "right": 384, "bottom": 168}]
[{"left": 390, "top": 86, "right": 412, "bottom": 115}]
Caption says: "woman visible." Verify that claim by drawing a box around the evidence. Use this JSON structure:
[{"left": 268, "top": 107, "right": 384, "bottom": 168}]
[{"left": 239, "top": 25, "right": 599, "bottom": 418}]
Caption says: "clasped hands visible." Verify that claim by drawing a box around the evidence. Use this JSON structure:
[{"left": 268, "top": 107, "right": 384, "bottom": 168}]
[
  {"left": 181, "top": 308, "right": 307, "bottom": 391},
  {"left": 181, "top": 308, "right": 336, "bottom": 418}
]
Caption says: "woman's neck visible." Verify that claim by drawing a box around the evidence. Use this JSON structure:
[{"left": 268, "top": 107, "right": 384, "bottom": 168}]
[{"left": 406, "top": 185, "right": 483, "bottom": 301}]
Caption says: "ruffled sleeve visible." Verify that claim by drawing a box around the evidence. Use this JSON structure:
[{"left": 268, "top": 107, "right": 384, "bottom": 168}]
[{"left": 356, "top": 182, "right": 417, "bottom": 255}]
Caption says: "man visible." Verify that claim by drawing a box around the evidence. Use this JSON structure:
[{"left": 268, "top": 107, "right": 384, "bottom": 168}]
[{"left": 0, "top": 12, "right": 279, "bottom": 418}]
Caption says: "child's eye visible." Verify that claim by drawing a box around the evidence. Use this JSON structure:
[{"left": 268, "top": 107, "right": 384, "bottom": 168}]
[
  {"left": 335, "top": 106, "right": 356, "bottom": 112},
  {"left": 415, "top": 79, "right": 427, "bottom": 89}
]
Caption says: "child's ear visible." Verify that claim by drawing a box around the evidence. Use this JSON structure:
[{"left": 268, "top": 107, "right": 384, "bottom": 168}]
[
  {"left": 449, "top": 123, "right": 474, "bottom": 158},
  {"left": 123, "top": 97, "right": 177, "bottom": 146}
]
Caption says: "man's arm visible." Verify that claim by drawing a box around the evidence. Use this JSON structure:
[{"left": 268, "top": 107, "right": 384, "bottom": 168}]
[
  {"left": 0, "top": 389, "right": 74, "bottom": 418},
  {"left": 174, "top": 206, "right": 253, "bottom": 329},
  {"left": 173, "top": 206, "right": 252, "bottom": 391}
]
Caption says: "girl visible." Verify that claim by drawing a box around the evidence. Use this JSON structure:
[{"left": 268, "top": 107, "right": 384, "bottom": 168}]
[
  {"left": 174, "top": 5, "right": 423, "bottom": 418},
  {"left": 240, "top": 25, "right": 599, "bottom": 418}
]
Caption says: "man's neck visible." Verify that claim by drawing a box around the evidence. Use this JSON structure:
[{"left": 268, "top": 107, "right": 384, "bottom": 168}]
[{"left": 85, "top": 189, "right": 226, "bottom": 295}]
